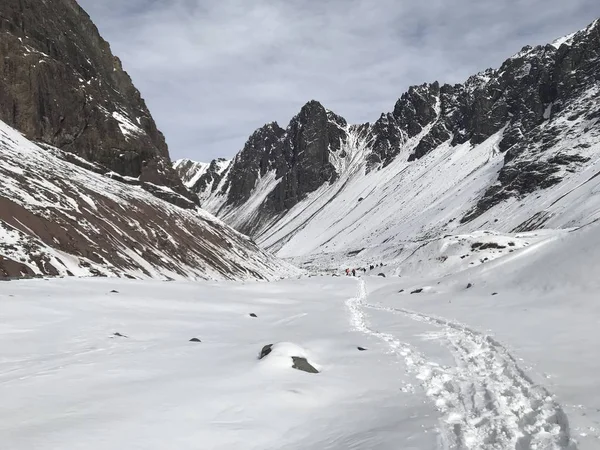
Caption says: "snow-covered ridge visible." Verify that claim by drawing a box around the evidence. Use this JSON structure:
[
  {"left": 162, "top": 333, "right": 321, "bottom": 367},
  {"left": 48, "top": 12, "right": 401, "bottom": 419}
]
[
  {"left": 173, "top": 159, "right": 211, "bottom": 188},
  {"left": 173, "top": 158, "right": 231, "bottom": 191},
  {"left": 174, "top": 18, "right": 600, "bottom": 273},
  {"left": 0, "top": 119, "right": 296, "bottom": 281}
]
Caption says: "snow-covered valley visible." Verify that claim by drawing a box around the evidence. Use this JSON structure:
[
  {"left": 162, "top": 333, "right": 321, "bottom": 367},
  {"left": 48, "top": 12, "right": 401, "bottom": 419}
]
[
  {"left": 2, "top": 222, "right": 599, "bottom": 449},
  {"left": 1, "top": 4, "right": 600, "bottom": 449}
]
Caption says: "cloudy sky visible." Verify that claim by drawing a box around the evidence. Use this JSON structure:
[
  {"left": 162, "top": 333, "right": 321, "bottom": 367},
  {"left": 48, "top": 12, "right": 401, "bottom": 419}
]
[{"left": 78, "top": 0, "right": 600, "bottom": 162}]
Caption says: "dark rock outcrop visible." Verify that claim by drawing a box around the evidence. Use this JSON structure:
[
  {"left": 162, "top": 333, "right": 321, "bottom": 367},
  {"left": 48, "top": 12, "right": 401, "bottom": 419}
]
[
  {"left": 222, "top": 123, "right": 286, "bottom": 206},
  {"left": 370, "top": 113, "right": 406, "bottom": 167},
  {"left": 265, "top": 101, "right": 345, "bottom": 212},
  {"left": 259, "top": 344, "right": 274, "bottom": 359},
  {"left": 0, "top": 0, "right": 194, "bottom": 204},
  {"left": 291, "top": 356, "right": 319, "bottom": 374},
  {"left": 394, "top": 82, "right": 441, "bottom": 138}
]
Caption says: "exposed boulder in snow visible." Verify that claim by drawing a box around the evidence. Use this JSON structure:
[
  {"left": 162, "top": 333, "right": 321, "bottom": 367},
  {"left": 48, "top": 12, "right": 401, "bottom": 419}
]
[
  {"left": 291, "top": 357, "right": 319, "bottom": 374},
  {"left": 259, "top": 344, "right": 274, "bottom": 359},
  {"left": 258, "top": 342, "right": 320, "bottom": 374}
]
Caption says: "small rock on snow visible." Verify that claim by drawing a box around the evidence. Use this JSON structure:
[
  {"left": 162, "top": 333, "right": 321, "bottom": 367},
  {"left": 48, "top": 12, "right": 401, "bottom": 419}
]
[
  {"left": 189, "top": 338, "right": 201, "bottom": 342},
  {"left": 259, "top": 344, "right": 273, "bottom": 359},
  {"left": 249, "top": 313, "right": 258, "bottom": 318},
  {"left": 291, "top": 356, "right": 319, "bottom": 374}
]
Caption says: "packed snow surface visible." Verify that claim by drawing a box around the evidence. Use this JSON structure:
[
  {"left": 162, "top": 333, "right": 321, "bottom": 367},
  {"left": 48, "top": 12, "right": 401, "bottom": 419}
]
[{"left": 2, "top": 223, "right": 600, "bottom": 449}]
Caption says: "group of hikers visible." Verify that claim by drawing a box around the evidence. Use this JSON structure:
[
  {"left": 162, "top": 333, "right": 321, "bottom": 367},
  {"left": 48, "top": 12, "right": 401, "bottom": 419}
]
[{"left": 344, "top": 263, "right": 384, "bottom": 277}]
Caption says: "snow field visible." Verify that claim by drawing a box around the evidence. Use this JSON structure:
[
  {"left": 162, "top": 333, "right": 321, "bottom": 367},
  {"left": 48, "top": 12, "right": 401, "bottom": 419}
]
[
  {"left": 2, "top": 222, "right": 600, "bottom": 449},
  {"left": 0, "top": 278, "right": 437, "bottom": 450}
]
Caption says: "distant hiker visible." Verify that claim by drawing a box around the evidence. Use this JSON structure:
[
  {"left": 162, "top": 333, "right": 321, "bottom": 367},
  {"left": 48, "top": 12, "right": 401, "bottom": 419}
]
[
  {"left": 352, "top": 269, "right": 356, "bottom": 277},
  {"left": 345, "top": 268, "right": 350, "bottom": 276}
]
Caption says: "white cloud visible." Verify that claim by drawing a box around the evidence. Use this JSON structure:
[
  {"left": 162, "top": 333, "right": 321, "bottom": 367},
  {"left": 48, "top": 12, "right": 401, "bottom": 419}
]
[{"left": 78, "top": 0, "right": 600, "bottom": 161}]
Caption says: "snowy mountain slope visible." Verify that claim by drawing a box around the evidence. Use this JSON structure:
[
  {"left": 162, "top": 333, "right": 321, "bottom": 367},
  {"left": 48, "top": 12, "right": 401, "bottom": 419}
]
[
  {"left": 2, "top": 221, "right": 600, "bottom": 449},
  {"left": 0, "top": 119, "right": 297, "bottom": 280},
  {"left": 177, "top": 19, "right": 600, "bottom": 269},
  {"left": 173, "top": 158, "right": 232, "bottom": 206},
  {"left": 173, "top": 159, "right": 211, "bottom": 188}
]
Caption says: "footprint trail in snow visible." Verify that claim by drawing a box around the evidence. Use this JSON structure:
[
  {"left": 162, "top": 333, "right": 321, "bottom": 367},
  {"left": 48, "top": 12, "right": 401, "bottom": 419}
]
[{"left": 346, "top": 279, "right": 578, "bottom": 450}]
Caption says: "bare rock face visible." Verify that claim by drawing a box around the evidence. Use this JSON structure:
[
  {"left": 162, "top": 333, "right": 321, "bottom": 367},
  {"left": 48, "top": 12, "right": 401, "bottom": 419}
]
[
  {"left": 223, "top": 122, "right": 286, "bottom": 207},
  {"left": 0, "top": 0, "right": 194, "bottom": 204},
  {"left": 369, "top": 113, "right": 406, "bottom": 167},
  {"left": 266, "top": 101, "right": 344, "bottom": 212}
]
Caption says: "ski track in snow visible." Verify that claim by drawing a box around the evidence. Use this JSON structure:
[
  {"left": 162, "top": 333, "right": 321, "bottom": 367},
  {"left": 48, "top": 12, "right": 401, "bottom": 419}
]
[{"left": 346, "top": 279, "right": 577, "bottom": 450}]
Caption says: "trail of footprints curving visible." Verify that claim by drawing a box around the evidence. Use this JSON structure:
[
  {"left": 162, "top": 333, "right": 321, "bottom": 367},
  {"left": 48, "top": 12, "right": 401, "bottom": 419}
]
[{"left": 347, "top": 280, "right": 577, "bottom": 450}]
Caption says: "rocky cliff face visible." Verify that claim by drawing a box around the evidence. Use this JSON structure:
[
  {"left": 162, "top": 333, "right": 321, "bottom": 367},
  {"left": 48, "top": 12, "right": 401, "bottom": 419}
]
[
  {"left": 265, "top": 102, "right": 346, "bottom": 213},
  {"left": 0, "top": 0, "right": 194, "bottom": 204},
  {"left": 180, "top": 19, "right": 600, "bottom": 242}
]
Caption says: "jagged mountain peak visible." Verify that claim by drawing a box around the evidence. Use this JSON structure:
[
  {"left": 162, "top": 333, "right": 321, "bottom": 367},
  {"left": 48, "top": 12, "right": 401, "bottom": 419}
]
[
  {"left": 289, "top": 100, "right": 331, "bottom": 128},
  {"left": 249, "top": 121, "right": 285, "bottom": 141},
  {"left": 176, "top": 17, "right": 600, "bottom": 267},
  {"left": 299, "top": 99, "right": 326, "bottom": 112}
]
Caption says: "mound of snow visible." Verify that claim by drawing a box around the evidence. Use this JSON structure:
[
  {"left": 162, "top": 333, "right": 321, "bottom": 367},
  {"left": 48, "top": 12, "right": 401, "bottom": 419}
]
[
  {"left": 258, "top": 342, "right": 321, "bottom": 374},
  {"left": 391, "top": 230, "right": 556, "bottom": 280}
]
